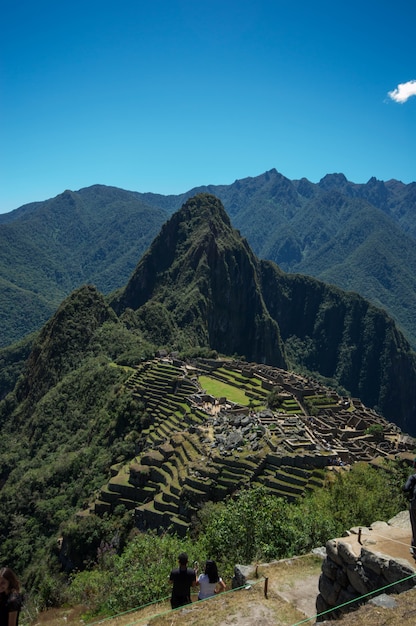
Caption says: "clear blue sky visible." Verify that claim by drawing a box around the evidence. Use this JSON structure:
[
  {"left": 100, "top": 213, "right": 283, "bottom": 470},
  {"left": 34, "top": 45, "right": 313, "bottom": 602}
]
[{"left": 1, "top": 0, "right": 415, "bottom": 213}]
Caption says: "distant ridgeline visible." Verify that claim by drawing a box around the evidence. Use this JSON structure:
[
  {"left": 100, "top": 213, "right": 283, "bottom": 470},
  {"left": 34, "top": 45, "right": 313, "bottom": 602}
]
[
  {"left": 86, "top": 356, "right": 413, "bottom": 536},
  {"left": 1, "top": 170, "right": 416, "bottom": 352}
]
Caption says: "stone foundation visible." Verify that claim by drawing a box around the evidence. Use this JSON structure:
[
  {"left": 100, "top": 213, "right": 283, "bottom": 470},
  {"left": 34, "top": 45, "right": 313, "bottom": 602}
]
[{"left": 316, "top": 536, "right": 416, "bottom": 620}]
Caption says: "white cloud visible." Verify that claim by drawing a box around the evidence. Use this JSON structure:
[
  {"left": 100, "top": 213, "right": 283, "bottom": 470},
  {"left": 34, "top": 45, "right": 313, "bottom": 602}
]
[{"left": 388, "top": 80, "right": 416, "bottom": 103}]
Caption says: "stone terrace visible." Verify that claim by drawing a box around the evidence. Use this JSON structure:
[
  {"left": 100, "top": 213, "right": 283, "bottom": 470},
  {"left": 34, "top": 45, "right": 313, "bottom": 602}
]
[{"left": 88, "top": 357, "right": 415, "bottom": 535}]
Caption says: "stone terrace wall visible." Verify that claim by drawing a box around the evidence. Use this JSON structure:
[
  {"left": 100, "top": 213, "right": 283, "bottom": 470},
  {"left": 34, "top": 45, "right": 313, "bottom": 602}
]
[{"left": 316, "top": 535, "right": 416, "bottom": 620}]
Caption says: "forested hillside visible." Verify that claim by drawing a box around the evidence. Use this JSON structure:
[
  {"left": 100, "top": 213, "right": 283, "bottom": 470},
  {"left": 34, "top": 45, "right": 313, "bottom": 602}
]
[
  {"left": 1, "top": 170, "right": 415, "bottom": 349},
  {"left": 1, "top": 193, "right": 415, "bottom": 615},
  {"left": 0, "top": 186, "right": 168, "bottom": 346}
]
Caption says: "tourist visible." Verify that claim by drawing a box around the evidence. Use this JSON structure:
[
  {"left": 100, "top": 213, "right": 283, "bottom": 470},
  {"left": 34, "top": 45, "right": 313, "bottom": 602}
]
[
  {"left": 403, "top": 458, "right": 416, "bottom": 559},
  {"left": 0, "top": 568, "right": 23, "bottom": 626},
  {"left": 197, "top": 560, "right": 226, "bottom": 600},
  {"left": 169, "top": 552, "right": 197, "bottom": 609}
]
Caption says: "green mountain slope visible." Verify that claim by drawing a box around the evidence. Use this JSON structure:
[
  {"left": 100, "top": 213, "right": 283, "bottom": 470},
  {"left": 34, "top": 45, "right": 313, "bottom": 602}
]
[
  {"left": 0, "top": 284, "right": 155, "bottom": 575},
  {"left": 110, "top": 193, "right": 416, "bottom": 435},
  {"left": 0, "top": 186, "right": 168, "bottom": 347},
  {"left": 0, "top": 193, "right": 415, "bottom": 597},
  {"left": 1, "top": 171, "right": 415, "bottom": 350}
]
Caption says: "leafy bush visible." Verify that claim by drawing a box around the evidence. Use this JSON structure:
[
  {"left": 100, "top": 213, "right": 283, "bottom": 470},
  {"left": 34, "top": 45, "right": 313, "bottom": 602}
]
[
  {"left": 63, "top": 460, "right": 407, "bottom": 618},
  {"left": 68, "top": 531, "right": 197, "bottom": 616}
]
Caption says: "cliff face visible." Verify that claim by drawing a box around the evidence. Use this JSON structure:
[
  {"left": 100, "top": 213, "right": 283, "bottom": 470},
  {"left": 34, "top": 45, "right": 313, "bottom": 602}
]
[
  {"left": 259, "top": 260, "right": 416, "bottom": 432},
  {"left": 111, "top": 193, "right": 416, "bottom": 434},
  {"left": 112, "top": 194, "right": 287, "bottom": 368}
]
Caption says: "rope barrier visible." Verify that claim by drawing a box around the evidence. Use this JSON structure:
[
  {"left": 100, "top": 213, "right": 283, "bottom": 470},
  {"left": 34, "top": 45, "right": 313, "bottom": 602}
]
[
  {"left": 86, "top": 545, "right": 416, "bottom": 626},
  {"left": 89, "top": 595, "right": 171, "bottom": 625},
  {"left": 120, "top": 581, "right": 264, "bottom": 626},
  {"left": 357, "top": 529, "right": 413, "bottom": 550},
  {"left": 289, "top": 570, "right": 416, "bottom": 626},
  {"left": 88, "top": 580, "right": 263, "bottom": 626},
  {"left": 94, "top": 569, "right": 416, "bottom": 626}
]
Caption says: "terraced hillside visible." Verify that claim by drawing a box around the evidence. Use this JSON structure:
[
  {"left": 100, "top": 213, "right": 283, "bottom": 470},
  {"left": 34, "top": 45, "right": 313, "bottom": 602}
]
[{"left": 89, "top": 358, "right": 413, "bottom": 535}]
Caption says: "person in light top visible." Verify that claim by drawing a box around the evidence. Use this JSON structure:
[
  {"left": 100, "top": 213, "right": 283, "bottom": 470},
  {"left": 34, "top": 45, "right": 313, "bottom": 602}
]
[{"left": 197, "top": 560, "right": 226, "bottom": 600}]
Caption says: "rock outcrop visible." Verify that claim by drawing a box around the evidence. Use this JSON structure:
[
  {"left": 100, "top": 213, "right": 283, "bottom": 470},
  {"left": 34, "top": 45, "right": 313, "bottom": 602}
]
[{"left": 316, "top": 512, "right": 416, "bottom": 620}]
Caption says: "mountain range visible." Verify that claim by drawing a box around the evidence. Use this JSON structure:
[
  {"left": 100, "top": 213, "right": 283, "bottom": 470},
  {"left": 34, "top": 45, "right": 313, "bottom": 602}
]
[
  {"left": 111, "top": 194, "right": 416, "bottom": 434},
  {"left": 3, "top": 192, "right": 414, "bottom": 430},
  {"left": 1, "top": 192, "right": 416, "bottom": 594},
  {"left": 1, "top": 169, "right": 415, "bottom": 351}
]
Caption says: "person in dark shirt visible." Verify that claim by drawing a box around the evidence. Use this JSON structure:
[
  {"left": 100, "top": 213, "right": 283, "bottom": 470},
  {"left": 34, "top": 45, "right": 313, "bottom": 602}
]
[
  {"left": 0, "top": 568, "right": 23, "bottom": 626},
  {"left": 403, "top": 457, "right": 416, "bottom": 559},
  {"left": 169, "top": 552, "right": 197, "bottom": 609}
]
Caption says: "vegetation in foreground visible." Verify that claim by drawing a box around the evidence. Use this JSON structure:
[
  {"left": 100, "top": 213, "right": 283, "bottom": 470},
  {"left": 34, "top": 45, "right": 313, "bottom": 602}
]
[{"left": 24, "top": 461, "right": 408, "bottom": 620}]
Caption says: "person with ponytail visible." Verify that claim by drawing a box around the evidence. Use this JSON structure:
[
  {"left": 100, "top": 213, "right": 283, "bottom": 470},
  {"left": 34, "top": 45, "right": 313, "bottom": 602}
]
[{"left": 0, "top": 568, "right": 23, "bottom": 626}]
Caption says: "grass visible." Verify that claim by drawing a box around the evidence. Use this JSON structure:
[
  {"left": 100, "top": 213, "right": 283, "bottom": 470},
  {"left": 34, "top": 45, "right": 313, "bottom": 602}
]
[
  {"left": 198, "top": 375, "right": 252, "bottom": 405},
  {"left": 27, "top": 553, "right": 416, "bottom": 626}
]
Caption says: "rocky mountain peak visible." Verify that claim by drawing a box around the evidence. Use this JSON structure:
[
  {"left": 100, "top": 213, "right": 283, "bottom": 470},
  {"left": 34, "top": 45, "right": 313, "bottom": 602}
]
[
  {"left": 318, "top": 172, "right": 349, "bottom": 191},
  {"left": 111, "top": 194, "right": 287, "bottom": 368}
]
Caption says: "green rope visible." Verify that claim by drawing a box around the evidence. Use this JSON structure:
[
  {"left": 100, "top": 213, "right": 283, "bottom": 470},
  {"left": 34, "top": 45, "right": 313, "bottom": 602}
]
[
  {"left": 88, "top": 580, "right": 262, "bottom": 626},
  {"left": 88, "top": 595, "right": 171, "bottom": 625},
  {"left": 289, "top": 570, "right": 416, "bottom": 626},
  {"left": 119, "top": 582, "right": 263, "bottom": 626},
  {"left": 88, "top": 569, "right": 416, "bottom": 626}
]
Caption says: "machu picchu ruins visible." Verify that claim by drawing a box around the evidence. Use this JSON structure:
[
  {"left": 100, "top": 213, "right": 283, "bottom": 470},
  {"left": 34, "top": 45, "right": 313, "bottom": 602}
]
[{"left": 87, "top": 357, "right": 414, "bottom": 536}]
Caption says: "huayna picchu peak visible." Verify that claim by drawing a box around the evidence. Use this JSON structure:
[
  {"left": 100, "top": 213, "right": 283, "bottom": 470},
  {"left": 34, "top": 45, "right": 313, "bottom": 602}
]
[
  {"left": 111, "top": 194, "right": 288, "bottom": 369},
  {"left": 108, "top": 193, "right": 416, "bottom": 435}
]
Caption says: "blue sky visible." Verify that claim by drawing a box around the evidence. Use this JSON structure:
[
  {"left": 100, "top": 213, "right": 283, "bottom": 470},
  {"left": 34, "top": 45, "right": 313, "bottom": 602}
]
[{"left": 1, "top": 0, "right": 415, "bottom": 213}]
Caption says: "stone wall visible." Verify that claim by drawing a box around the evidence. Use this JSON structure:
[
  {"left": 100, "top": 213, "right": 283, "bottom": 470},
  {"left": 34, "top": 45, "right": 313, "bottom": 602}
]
[{"left": 316, "top": 535, "right": 416, "bottom": 620}]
